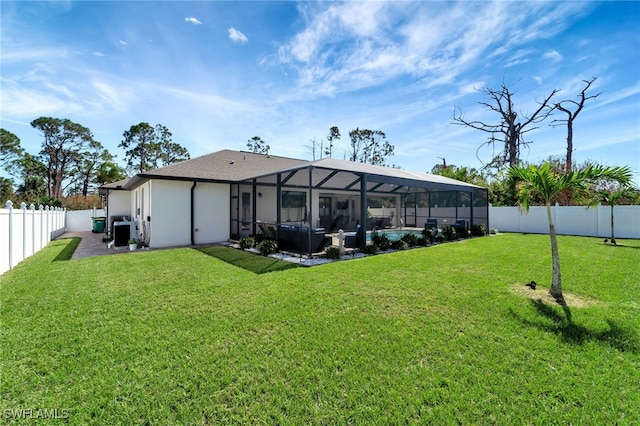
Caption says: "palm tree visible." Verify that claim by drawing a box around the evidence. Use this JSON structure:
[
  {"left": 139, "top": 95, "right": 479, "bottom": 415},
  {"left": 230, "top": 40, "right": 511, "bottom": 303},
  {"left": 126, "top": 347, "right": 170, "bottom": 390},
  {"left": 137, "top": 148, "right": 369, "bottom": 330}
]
[
  {"left": 596, "top": 185, "right": 638, "bottom": 245},
  {"left": 508, "top": 162, "right": 632, "bottom": 300},
  {"left": 95, "top": 162, "right": 126, "bottom": 186}
]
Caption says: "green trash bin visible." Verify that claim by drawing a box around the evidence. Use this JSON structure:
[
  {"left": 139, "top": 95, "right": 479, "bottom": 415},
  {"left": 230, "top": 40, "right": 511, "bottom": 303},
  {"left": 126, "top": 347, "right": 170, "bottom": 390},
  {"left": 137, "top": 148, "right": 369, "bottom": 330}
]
[{"left": 92, "top": 217, "right": 106, "bottom": 233}]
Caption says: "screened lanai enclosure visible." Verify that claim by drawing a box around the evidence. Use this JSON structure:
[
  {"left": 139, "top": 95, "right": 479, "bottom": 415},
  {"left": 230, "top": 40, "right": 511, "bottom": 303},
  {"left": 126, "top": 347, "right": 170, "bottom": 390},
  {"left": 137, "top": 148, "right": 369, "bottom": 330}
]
[{"left": 230, "top": 158, "right": 488, "bottom": 256}]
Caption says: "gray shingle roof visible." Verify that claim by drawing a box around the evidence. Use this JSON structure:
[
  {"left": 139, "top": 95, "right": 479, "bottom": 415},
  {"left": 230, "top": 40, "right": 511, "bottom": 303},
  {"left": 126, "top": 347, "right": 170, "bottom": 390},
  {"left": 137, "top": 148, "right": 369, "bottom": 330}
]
[
  {"left": 100, "top": 149, "right": 485, "bottom": 193},
  {"left": 118, "top": 149, "right": 307, "bottom": 189},
  {"left": 99, "top": 178, "right": 130, "bottom": 190},
  {"left": 247, "top": 157, "right": 483, "bottom": 192}
]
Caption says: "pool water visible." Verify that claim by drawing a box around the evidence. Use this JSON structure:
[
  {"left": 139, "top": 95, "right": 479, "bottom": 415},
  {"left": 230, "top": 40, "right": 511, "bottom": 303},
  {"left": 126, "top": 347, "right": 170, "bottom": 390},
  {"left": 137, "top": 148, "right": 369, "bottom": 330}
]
[{"left": 366, "top": 229, "right": 423, "bottom": 242}]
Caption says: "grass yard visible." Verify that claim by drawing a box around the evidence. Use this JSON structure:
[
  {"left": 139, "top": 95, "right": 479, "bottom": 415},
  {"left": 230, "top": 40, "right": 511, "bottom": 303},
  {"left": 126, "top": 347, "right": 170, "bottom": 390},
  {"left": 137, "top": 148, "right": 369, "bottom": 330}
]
[{"left": 1, "top": 234, "right": 639, "bottom": 424}]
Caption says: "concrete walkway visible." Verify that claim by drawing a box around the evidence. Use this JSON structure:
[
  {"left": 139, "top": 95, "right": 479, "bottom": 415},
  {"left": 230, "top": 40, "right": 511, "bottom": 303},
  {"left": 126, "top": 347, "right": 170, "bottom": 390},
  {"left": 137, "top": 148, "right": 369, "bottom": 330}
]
[{"left": 57, "top": 231, "right": 131, "bottom": 260}]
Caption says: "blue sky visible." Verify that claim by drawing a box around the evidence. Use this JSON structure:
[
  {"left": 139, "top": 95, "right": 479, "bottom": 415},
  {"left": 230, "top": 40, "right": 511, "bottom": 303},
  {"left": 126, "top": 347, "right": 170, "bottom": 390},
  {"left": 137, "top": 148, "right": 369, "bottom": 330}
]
[{"left": 2, "top": 1, "right": 639, "bottom": 183}]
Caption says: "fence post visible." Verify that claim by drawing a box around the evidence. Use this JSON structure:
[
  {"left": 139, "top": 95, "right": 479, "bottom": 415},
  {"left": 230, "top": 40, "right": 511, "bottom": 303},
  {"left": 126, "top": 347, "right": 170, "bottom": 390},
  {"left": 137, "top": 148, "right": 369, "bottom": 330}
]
[
  {"left": 6, "top": 200, "right": 13, "bottom": 269},
  {"left": 46, "top": 206, "right": 51, "bottom": 244},
  {"left": 30, "top": 204, "right": 35, "bottom": 255},
  {"left": 21, "top": 202, "right": 27, "bottom": 262},
  {"left": 39, "top": 204, "right": 44, "bottom": 249}
]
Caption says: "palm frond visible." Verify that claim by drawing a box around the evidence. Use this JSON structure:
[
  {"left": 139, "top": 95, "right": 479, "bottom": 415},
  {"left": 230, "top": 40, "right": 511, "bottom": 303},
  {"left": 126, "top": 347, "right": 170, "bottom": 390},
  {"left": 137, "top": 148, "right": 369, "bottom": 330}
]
[{"left": 508, "top": 162, "right": 633, "bottom": 212}]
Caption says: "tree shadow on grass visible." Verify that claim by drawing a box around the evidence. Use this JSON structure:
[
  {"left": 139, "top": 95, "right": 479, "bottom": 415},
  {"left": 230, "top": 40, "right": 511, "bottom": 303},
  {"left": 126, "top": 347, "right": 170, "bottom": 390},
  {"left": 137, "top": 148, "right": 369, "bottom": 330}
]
[
  {"left": 195, "top": 246, "right": 300, "bottom": 275},
  {"left": 53, "top": 237, "right": 81, "bottom": 261},
  {"left": 510, "top": 299, "right": 639, "bottom": 354},
  {"left": 600, "top": 241, "right": 640, "bottom": 250}
]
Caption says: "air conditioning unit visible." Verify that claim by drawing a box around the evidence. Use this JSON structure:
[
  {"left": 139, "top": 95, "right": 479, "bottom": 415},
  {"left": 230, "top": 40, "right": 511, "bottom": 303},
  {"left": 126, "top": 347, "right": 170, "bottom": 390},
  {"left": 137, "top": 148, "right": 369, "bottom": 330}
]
[{"left": 113, "top": 221, "right": 138, "bottom": 247}]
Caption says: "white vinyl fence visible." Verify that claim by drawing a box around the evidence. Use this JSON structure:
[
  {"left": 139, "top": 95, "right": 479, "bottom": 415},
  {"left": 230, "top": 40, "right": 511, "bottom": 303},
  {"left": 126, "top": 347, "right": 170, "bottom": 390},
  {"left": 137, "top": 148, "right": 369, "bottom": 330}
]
[
  {"left": 489, "top": 204, "right": 640, "bottom": 239},
  {"left": 66, "top": 208, "right": 106, "bottom": 232},
  {"left": 0, "top": 201, "right": 67, "bottom": 275}
]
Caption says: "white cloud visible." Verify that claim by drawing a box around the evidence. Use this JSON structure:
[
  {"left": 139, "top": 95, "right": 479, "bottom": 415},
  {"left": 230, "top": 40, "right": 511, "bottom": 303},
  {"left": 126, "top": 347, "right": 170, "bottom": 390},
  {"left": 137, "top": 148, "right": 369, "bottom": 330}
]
[
  {"left": 0, "top": 83, "right": 81, "bottom": 118},
  {"left": 185, "top": 17, "right": 202, "bottom": 25},
  {"left": 590, "top": 82, "right": 640, "bottom": 109},
  {"left": 543, "top": 49, "right": 563, "bottom": 62},
  {"left": 93, "top": 51, "right": 105, "bottom": 57},
  {"left": 1, "top": 47, "right": 69, "bottom": 63},
  {"left": 43, "top": 81, "right": 76, "bottom": 99},
  {"left": 159, "top": 86, "right": 256, "bottom": 115},
  {"left": 228, "top": 27, "right": 248, "bottom": 44},
  {"left": 503, "top": 48, "right": 535, "bottom": 67},
  {"left": 272, "top": 1, "right": 595, "bottom": 99},
  {"left": 119, "top": 40, "right": 127, "bottom": 46},
  {"left": 90, "top": 79, "right": 136, "bottom": 114},
  {"left": 458, "top": 81, "right": 485, "bottom": 96}
]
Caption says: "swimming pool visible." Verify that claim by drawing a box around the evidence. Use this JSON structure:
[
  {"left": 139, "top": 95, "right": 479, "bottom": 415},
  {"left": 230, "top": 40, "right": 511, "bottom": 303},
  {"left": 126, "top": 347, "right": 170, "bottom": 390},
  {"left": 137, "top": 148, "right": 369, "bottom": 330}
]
[{"left": 365, "top": 229, "right": 423, "bottom": 242}]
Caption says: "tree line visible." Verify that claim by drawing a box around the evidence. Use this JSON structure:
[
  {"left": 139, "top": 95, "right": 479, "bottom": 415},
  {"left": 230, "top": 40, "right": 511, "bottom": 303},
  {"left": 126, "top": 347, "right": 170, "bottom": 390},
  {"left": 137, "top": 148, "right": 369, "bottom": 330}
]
[
  {"left": 0, "top": 119, "right": 191, "bottom": 207},
  {"left": 248, "top": 126, "right": 395, "bottom": 166},
  {"left": 2, "top": 117, "right": 399, "bottom": 209}
]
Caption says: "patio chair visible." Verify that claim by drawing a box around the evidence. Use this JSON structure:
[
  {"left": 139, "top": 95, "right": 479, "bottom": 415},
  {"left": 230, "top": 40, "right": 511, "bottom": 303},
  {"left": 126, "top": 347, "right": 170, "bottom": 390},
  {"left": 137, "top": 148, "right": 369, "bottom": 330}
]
[
  {"left": 257, "top": 223, "right": 276, "bottom": 239},
  {"left": 453, "top": 219, "right": 466, "bottom": 234},
  {"left": 425, "top": 218, "right": 438, "bottom": 230}
]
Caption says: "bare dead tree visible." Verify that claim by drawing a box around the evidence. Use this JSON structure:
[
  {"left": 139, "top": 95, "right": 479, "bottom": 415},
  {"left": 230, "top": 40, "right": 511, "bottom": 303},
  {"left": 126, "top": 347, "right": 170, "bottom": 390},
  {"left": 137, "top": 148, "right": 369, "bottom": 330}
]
[
  {"left": 453, "top": 83, "right": 559, "bottom": 171},
  {"left": 305, "top": 137, "right": 324, "bottom": 160},
  {"left": 551, "top": 77, "right": 600, "bottom": 172}
]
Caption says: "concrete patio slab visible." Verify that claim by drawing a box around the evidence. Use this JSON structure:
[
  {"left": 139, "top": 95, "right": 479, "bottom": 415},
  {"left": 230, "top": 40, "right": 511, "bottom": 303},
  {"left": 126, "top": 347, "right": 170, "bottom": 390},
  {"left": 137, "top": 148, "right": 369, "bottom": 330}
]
[{"left": 57, "top": 231, "right": 132, "bottom": 260}]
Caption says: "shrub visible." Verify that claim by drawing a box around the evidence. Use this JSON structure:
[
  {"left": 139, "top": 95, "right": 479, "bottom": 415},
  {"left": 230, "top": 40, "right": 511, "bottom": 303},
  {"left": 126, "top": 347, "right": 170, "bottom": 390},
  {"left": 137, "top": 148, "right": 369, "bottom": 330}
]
[
  {"left": 362, "top": 244, "right": 379, "bottom": 255},
  {"left": 422, "top": 228, "right": 436, "bottom": 245},
  {"left": 371, "top": 232, "right": 392, "bottom": 251},
  {"left": 401, "top": 233, "right": 420, "bottom": 247},
  {"left": 434, "top": 232, "right": 446, "bottom": 243},
  {"left": 392, "top": 239, "right": 409, "bottom": 251},
  {"left": 456, "top": 227, "right": 469, "bottom": 238},
  {"left": 443, "top": 226, "right": 458, "bottom": 241},
  {"left": 239, "top": 236, "right": 255, "bottom": 250},
  {"left": 62, "top": 194, "right": 102, "bottom": 210},
  {"left": 470, "top": 224, "right": 487, "bottom": 237},
  {"left": 258, "top": 239, "right": 278, "bottom": 256},
  {"left": 490, "top": 228, "right": 498, "bottom": 235},
  {"left": 324, "top": 246, "right": 341, "bottom": 260}
]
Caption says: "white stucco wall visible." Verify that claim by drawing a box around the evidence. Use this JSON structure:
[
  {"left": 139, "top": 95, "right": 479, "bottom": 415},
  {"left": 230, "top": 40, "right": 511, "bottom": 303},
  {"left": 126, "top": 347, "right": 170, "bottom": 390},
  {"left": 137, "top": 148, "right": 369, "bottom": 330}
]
[
  {"left": 129, "top": 181, "right": 151, "bottom": 243},
  {"left": 148, "top": 180, "right": 191, "bottom": 248},
  {"left": 147, "top": 180, "right": 231, "bottom": 248},
  {"left": 108, "top": 190, "right": 131, "bottom": 220},
  {"left": 107, "top": 190, "right": 132, "bottom": 236},
  {"left": 193, "top": 182, "right": 230, "bottom": 244}
]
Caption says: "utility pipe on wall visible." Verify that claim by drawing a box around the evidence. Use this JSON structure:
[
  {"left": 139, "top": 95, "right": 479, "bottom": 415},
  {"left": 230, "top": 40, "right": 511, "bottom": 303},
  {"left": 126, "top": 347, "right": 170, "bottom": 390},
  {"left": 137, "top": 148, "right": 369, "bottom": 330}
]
[{"left": 190, "top": 181, "right": 197, "bottom": 245}]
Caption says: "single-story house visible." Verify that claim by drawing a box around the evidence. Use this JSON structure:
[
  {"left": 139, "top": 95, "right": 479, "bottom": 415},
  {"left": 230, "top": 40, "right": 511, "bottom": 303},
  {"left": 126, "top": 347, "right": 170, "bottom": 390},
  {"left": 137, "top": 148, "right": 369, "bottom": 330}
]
[{"left": 100, "top": 149, "right": 488, "bottom": 255}]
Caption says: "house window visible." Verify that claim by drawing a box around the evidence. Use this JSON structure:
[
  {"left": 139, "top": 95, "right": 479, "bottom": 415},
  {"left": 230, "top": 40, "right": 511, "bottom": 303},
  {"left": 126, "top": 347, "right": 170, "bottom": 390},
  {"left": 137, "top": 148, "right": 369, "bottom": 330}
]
[{"left": 281, "top": 191, "right": 307, "bottom": 222}]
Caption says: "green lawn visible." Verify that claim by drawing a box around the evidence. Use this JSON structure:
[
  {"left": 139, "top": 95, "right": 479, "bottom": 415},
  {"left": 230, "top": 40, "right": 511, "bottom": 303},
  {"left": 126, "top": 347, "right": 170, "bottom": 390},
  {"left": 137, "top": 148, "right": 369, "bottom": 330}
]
[{"left": 1, "top": 234, "right": 639, "bottom": 424}]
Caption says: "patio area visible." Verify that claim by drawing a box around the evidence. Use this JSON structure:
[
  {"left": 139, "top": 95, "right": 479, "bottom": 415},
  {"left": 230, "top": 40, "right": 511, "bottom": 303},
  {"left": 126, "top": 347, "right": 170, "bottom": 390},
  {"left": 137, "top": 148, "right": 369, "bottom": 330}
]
[{"left": 57, "top": 231, "right": 134, "bottom": 260}]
